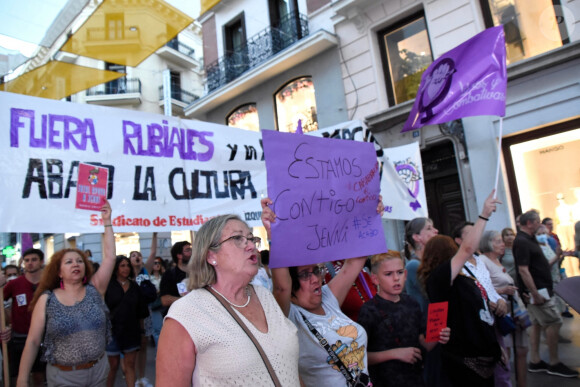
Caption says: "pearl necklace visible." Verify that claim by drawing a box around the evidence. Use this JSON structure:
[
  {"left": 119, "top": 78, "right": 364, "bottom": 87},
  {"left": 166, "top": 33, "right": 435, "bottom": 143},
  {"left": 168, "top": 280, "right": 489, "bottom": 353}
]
[{"left": 210, "top": 285, "right": 251, "bottom": 308}]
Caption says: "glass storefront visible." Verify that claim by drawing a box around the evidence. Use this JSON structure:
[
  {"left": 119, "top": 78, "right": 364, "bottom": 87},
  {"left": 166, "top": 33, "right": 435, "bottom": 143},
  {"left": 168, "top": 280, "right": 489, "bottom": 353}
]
[{"left": 508, "top": 127, "right": 580, "bottom": 276}]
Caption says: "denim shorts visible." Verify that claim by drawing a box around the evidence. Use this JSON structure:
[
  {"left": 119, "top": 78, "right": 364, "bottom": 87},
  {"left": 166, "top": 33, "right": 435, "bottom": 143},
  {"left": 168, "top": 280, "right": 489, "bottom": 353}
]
[{"left": 105, "top": 335, "right": 140, "bottom": 356}]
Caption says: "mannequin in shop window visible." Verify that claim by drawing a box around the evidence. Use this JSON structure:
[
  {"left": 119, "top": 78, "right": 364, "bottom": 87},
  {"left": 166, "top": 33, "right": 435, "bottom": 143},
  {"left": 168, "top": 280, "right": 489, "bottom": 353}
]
[
  {"left": 571, "top": 188, "right": 580, "bottom": 222},
  {"left": 555, "top": 193, "right": 574, "bottom": 250}
]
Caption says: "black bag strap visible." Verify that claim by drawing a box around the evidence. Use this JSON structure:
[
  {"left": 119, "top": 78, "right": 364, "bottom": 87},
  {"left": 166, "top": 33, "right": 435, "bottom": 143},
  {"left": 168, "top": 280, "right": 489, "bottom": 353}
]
[
  {"left": 299, "top": 311, "right": 356, "bottom": 385},
  {"left": 205, "top": 286, "right": 282, "bottom": 387},
  {"left": 463, "top": 265, "right": 490, "bottom": 302}
]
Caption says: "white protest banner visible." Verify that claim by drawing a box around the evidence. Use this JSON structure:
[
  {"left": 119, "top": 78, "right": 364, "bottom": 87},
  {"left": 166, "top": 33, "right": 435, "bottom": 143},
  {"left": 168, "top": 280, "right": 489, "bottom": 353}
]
[
  {"left": 1, "top": 91, "right": 265, "bottom": 233},
  {"left": 1, "top": 92, "right": 426, "bottom": 233},
  {"left": 380, "top": 142, "right": 428, "bottom": 220}
]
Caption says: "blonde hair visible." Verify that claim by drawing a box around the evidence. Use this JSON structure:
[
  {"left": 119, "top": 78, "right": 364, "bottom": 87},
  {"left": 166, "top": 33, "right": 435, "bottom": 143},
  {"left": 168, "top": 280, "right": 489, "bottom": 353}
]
[
  {"left": 187, "top": 214, "right": 247, "bottom": 290},
  {"left": 370, "top": 250, "right": 403, "bottom": 273}
]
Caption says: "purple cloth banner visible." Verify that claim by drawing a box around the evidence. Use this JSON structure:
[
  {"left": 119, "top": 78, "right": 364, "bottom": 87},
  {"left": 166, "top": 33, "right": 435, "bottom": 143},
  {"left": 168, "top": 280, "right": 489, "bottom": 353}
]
[
  {"left": 21, "top": 233, "right": 33, "bottom": 252},
  {"left": 402, "top": 26, "right": 507, "bottom": 132},
  {"left": 262, "top": 130, "right": 387, "bottom": 268}
]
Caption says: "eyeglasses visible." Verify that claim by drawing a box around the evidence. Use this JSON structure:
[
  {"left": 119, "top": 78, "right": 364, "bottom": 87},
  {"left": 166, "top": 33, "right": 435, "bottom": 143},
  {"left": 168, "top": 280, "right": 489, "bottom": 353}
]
[
  {"left": 297, "top": 266, "right": 327, "bottom": 281},
  {"left": 154, "top": 261, "right": 162, "bottom": 265},
  {"left": 211, "top": 235, "right": 261, "bottom": 249}
]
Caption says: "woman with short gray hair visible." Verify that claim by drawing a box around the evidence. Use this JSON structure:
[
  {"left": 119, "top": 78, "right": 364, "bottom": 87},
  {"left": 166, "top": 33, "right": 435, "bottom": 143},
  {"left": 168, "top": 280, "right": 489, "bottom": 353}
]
[{"left": 480, "top": 230, "right": 527, "bottom": 387}]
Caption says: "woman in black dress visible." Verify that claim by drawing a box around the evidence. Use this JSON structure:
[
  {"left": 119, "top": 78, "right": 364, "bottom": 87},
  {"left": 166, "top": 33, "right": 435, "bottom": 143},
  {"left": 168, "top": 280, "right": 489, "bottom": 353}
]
[{"left": 105, "top": 256, "right": 149, "bottom": 387}]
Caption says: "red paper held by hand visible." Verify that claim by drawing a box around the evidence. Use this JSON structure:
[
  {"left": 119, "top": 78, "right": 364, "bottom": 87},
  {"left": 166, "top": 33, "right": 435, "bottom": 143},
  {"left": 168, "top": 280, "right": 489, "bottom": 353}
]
[
  {"left": 75, "top": 163, "right": 108, "bottom": 211},
  {"left": 425, "top": 301, "right": 448, "bottom": 343}
]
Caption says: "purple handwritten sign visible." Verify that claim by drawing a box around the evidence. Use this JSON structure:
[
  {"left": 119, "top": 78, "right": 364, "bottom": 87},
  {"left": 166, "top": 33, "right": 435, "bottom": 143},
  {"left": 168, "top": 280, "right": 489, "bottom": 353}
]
[{"left": 262, "top": 130, "right": 387, "bottom": 268}]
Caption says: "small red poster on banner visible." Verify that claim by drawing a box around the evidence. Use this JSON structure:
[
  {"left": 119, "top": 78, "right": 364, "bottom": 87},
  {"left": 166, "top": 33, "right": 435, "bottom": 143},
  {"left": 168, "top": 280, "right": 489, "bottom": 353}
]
[
  {"left": 425, "top": 301, "right": 448, "bottom": 342},
  {"left": 76, "top": 163, "right": 108, "bottom": 211}
]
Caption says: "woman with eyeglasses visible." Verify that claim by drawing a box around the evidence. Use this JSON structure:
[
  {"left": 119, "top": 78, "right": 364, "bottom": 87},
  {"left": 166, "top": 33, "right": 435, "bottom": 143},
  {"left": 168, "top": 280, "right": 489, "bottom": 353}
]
[
  {"left": 260, "top": 197, "right": 384, "bottom": 387},
  {"left": 156, "top": 215, "right": 300, "bottom": 386}
]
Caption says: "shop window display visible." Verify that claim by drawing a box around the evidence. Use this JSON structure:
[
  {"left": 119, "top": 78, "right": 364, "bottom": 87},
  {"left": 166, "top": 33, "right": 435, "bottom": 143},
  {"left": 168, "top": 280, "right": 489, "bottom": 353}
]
[
  {"left": 227, "top": 103, "right": 260, "bottom": 132},
  {"left": 509, "top": 128, "right": 580, "bottom": 276},
  {"left": 275, "top": 77, "right": 318, "bottom": 133}
]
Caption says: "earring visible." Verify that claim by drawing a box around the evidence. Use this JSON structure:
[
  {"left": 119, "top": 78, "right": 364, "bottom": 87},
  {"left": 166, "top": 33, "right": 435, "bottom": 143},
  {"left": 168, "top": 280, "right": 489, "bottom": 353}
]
[
  {"left": 212, "top": 261, "right": 217, "bottom": 265},
  {"left": 60, "top": 278, "right": 64, "bottom": 289},
  {"left": 83, "top": 276, "right": 87, "bottom": 285}
]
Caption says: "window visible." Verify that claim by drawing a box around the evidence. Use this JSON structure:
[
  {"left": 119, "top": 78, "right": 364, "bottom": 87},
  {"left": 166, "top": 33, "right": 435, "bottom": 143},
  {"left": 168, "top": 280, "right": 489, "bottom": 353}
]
[
  {"left": 480, "top": 0, "right": 569, "bottom": 64},
  {"left": 274, "top": 77, "right": 318, "bottom": 133},
  {"left": 105, "top": 63, "right": 126, "bottom": 94},
  {"left": 502, "top": 120, "right": 580, "bottom": 278},
  {"left": 170, "top": 70, "right": 181, "bottom": 93},
  {"left": 378, "top": 14, "right": 433, "bottom": 106},
  {"left": 224, "top": 15, "right": 248, "bottom": 80},
  {"left": 106, "top": 14, "right": 124, "bottom": 40},
  {"left": 227, "top": 104, "right": 260, "bottom": 132}
]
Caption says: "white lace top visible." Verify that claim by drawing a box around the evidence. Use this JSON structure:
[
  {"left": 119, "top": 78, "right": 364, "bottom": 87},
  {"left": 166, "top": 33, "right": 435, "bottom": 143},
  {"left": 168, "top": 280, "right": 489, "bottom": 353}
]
[{"left": 167, "top": 285, "right": 300, "bottom": 386}]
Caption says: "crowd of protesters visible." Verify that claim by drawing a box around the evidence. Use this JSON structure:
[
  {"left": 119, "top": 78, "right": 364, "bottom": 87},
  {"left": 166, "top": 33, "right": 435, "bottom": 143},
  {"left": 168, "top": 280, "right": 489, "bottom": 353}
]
[{"left": 1, "top": 195, "right": 579, "bottom": 387}]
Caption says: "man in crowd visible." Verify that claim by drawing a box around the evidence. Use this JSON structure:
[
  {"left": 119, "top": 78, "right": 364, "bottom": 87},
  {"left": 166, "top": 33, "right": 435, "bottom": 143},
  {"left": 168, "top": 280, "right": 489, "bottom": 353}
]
[
  {"left": 514, "top": 210, "right": 578, "bottom": 378},
  {"left": 3, "top": 248, "right": 46, "bottom": 386},
  {"left": 159, "top": 241, "right": 192, "bottom": 314}
]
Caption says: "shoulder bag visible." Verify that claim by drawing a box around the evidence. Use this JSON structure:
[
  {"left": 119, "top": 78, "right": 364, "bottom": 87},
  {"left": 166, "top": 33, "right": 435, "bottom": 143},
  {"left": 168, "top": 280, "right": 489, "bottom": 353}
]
[
  {"left": 205, "top": 286, "right": 282, "bottom": 387},
  {"left": 299, "top": 312, "right": 371, "bottom": 387}
]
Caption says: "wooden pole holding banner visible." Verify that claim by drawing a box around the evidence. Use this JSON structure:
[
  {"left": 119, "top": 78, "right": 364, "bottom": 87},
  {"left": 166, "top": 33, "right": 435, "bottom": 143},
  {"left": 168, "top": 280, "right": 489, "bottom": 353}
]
[
  {"left": 0, "top": 287, "right": 10, "bottom": 384},
  {"left": 493, "top": 117, "right": 504, "bottom": 199}
]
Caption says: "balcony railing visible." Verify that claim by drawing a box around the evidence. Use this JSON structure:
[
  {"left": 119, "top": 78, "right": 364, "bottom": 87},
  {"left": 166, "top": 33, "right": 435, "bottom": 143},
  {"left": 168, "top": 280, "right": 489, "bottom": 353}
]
[
  {"left": 86, "top": 77, "right": 141, "bottom": 96},
  {"left": 206, "top": 11, "right": 309, "bottom": 92},
  {"left": 158, "top": 85, "right": 200, "bottom": 105},
  {"left": 166, "top": 38, "right": 196, "bottom": 59}
]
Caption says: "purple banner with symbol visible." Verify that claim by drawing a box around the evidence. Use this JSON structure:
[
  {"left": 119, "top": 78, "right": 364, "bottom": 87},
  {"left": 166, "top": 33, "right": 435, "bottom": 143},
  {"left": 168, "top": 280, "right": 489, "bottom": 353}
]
[
  {"left": 262, "top": 130, "right": 387, "bottom": 268},
  {"left": 402, "top": 26, "right": 507, "bottom": 132}
]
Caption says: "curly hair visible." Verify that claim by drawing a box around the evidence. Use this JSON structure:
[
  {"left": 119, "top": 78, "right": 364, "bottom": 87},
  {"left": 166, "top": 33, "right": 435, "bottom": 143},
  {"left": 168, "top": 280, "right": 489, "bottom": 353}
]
[
  {"left": 29, "top": 249, "right": 94, "bottom": 311},
  {"left": 417, "top": 235, "right": 458, "bottom": 289}
]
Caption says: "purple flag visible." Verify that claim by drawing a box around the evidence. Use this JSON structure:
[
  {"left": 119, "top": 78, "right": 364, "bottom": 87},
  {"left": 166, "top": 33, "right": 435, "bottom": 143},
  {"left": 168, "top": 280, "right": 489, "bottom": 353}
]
[
  {"left": 262, "top": 130, "right": 387, "bottom": 268},
  {"left": 21, "top": 233, "right": 33, "bottom": 252},
  {"left": 402, "top": 26, "right": 507, "bottom": 132}
]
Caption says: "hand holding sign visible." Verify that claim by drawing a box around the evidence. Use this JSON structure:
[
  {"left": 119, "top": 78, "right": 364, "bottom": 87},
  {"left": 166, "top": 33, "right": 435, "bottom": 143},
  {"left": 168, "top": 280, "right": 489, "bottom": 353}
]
[
  {"left": 76, "top": 163, "right": 109, "bottom": 211},
  {"left": 262, "top": 130, "right": 387, "bottom": 268},
  {"left": 425, "top": 301, "right": 449, "bottom": 343}
]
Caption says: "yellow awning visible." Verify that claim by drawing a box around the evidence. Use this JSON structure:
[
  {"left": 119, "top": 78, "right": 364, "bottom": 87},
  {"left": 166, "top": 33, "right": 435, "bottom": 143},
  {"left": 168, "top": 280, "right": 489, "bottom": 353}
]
[
  {"left": 60, "top": 0, "right": 194, "bottom": 67},
  {"left": 200, "top": 0, "right": 221, "bottom": 16},
  {"left": 0, "top": 61, "right": 124, "bottom": 100}
]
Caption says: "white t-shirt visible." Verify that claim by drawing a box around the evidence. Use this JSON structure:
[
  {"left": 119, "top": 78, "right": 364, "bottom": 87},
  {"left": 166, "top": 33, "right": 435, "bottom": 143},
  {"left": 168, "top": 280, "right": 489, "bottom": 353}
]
[
  {"left": 463, "top": 255, "right": 502, "bottom": 303},
  {"left": 289, "top": 285, "right": 368, "bottom": 387},
  {"left": 168, "top": 285, "right": 300, "bottom": 386},
  {"left": 251, "top": 267, "right": 273, "bottom": 292}
]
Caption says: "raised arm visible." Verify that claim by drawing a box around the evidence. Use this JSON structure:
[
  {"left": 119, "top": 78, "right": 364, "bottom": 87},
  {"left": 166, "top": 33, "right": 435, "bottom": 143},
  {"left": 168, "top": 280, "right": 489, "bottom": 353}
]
[
  {"left": 91, "top": 201, "right": 116, "bottom": 294},
  {"left": 16, "top": 294, "right": 47, "bottom": 387},
  {"left": 329, "top": 196, "right": 384, "bottom": 305},
  {"left": 450, "top": 190, "right": 501, "bottom": 281},
  {"left": 328, "top": 257, "right": 367, "bottom": 306},
  {"left": 144, "top": 232, "right": 158, "bottom": 274},
  {"left": 261, "top": 198, "right": 292, "bottom": 316}
]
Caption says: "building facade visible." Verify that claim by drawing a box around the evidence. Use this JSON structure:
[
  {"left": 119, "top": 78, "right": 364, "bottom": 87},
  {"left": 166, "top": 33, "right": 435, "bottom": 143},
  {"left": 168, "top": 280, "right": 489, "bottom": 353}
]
[{"left": 186, "top": 0, "right": 580, "bottom": 268}]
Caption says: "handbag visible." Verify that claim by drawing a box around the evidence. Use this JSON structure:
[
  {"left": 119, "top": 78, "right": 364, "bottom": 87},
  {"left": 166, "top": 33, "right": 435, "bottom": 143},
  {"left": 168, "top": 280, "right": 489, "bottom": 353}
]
[
  {"left": 205, "top": 286, "right": 282, "bottom": 387},
  {"left": 299, "top": 312, "right": 372, "bottom": 387},
  {"left": 497, "top": 314, "right": 516, "bottom": 336},
  {"left": 511, "top": 294, "right": 532, "bottom": 329}
]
